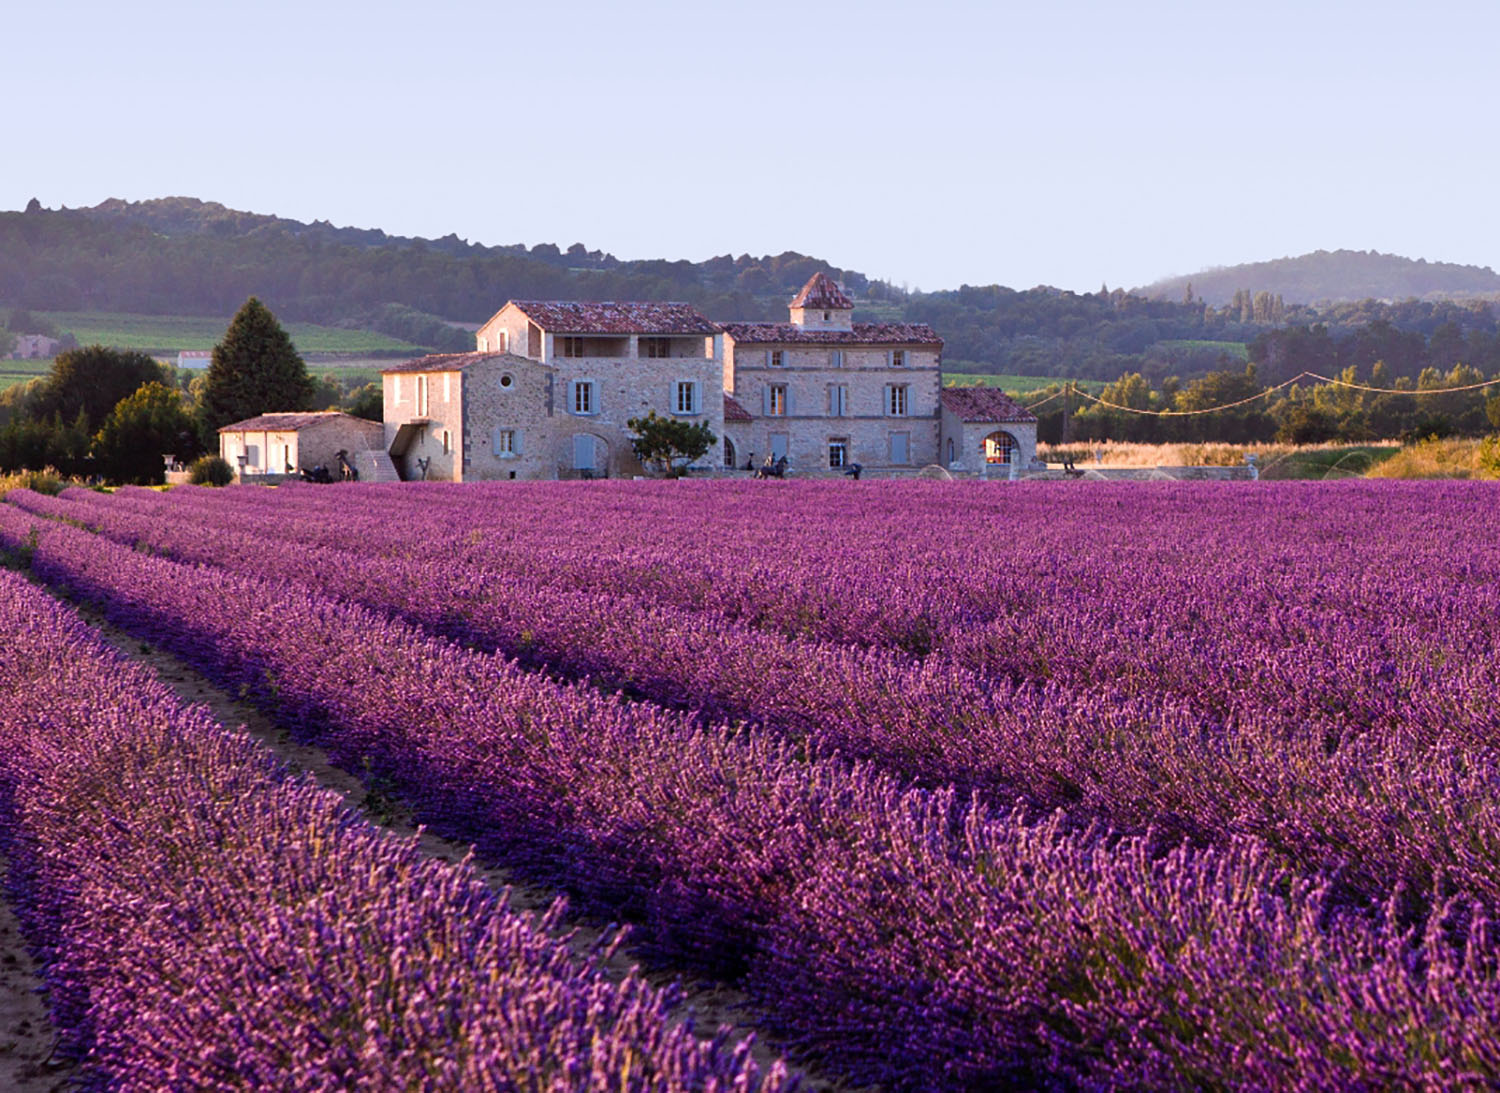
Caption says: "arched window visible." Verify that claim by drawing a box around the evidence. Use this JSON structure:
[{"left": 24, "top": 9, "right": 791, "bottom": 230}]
[
  {"left": 984, "top": 431, "right": 1018, "bottom": 465},
  {"left": 724, "top": 437, "right": 737, "bottom": 468}
]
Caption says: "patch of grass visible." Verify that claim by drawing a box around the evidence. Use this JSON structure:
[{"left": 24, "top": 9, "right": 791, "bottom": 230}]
[
  {"left": 1154, "top": 339, "right": 1249, "bottom": 360},
  {"left": 1258, "top": 445, "right": 1400, "bottom": 480},
  {"left": 39, "top": 311, "right": 428, "bottom": 356},
  {"left": 943, "top": 370, "right": 1105, "bottom": 396}
]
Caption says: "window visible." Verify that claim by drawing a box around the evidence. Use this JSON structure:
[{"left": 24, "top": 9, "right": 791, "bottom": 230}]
[
  {"left": 478, "top": 335, "right": 488, "bottom": 351},
  {"left": 497, "top": 330, "right": 508, "bottom": 353},
  {"left": 443, "top": 373, "right": 451, "bottom": 401},
  {"left": 822, "top": 310, "right": 831, "bottom": 321},
  {"left": 724, "top": 437, "right": 737, "bottom": 468},
  {"left": 830, "top": 349, "right": 844, "bottom": 368},
  {"left": 828, "top": 438, "right": 849, "bottom": 468},
  {"left": 768, "top": 384, "right": 787, "bottom": 417},
  {"left": 886, "top": 384, "right": 908, "bottom": 416},
  {"left": 562, "top": 336, "right": 587, "bottom": 358},
  {"left": 986, "top": 432, "right": 1018, "bottom": 465},
  {"left": 495, "top": 429, "right": 516, "bottom": 456},
  {"left": 675, "top": 380, "right": 700, "bottom": 415},
  {"left": 770, "top": 349, "right": 785, "bottom": 368},
  {"left": 442, "top": 430, "right": 451, "bottom": 455},
  {"left": 393, "top": 375, "right": 402, "bottom": 403},
  {"left": 891, "top": 349, "right": 906, "bottom": 368},
  {"left": 572, "top": 380, "right": 596, "bottom": 415},
  {"left": 499, "top": 373, "right": 514, "bottom": 389},
  {"left": 643, "top": 337, "right": 671, "bottom": 358},
  {"left": 417, "top": 375, "right": 429, "bottom": 417},
  {"left": 890, "top": 432, "right": 910, "bottom": 465},
  {"left": 829, "top": 384, "right": 848, "bottom": 417}
]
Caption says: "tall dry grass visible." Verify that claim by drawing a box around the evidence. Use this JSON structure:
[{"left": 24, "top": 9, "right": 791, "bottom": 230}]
[
  {"left": 1039, "top": 440, "right": 1397, "bottom": 470},
  {"left": 1366, "top": 436, "right": 1500, "bottom": 479}
]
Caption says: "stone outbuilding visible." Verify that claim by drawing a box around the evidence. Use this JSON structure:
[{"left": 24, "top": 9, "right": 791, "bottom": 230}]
[
  {"left": 938, "top": 387, "right": 1039, "bottom": 476},
  {"left": 720, "top": 274, "right": 944, "bottom": 474},
  {"left": 218, "top": 411, "right": 384, "bottom": 480}
]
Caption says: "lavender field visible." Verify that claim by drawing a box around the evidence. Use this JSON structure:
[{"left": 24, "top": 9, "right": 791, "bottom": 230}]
[{"left": 1, "top": 479, "right": 1498, "bottom": 1090}]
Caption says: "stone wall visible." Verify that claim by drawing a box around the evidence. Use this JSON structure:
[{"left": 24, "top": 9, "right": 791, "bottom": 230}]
[
  {"left": 459, "top": 355, "right": 556, "bottom": 481},
  {"left": 384, "top": 368, "right": 463, "bottom": 481}
]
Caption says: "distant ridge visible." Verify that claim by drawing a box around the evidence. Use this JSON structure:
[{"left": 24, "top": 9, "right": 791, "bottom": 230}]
[{"left": 1135, "top": 249, "right": 1500, "bottom": 307}]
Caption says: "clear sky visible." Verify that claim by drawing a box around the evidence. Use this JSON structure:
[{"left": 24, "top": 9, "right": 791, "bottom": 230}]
[{"left": 9, "top": 0, "right": 1500, "bottom": 295}]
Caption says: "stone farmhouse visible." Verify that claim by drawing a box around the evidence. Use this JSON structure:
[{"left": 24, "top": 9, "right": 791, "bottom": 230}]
[
  {"left": 377, "top": 302, "right": 724, "bottom": 481},
  {"left": 219, "top": 411, "right": 385, "bottom": 479},
  {"left": 369, "top": 275, "right": 1036, "bottom": 481}
]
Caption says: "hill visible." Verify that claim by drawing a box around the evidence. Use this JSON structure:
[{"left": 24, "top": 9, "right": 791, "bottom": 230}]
[
  {"left": 1136, "top": 250, "right": 1500, "bottom": 307},
  {"left": 7, "top": 198, "right": 1500, "bottom": 387}
]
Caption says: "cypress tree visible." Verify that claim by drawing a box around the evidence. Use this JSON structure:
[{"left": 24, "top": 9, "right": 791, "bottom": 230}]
[{"left": 199, "top": 297, "right": 316, "bottom": 432}]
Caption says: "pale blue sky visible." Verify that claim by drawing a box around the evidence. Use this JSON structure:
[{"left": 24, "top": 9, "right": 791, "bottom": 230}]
[{"left": 10, "top": 0, "right": 1500, "bottom": 295}]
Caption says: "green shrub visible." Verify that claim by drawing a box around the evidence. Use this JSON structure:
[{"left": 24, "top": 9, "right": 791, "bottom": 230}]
[
  {"left": 188, "top": 455, "right": 235, "bottom": 486},
  {"left": 1480, "top": 435, "right": 1500, "bottom": 479}
]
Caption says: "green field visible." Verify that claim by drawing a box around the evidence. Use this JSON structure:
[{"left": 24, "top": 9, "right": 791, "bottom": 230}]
[
  {"left": 39, "top": 311, "right": 427, "bottom": 356},
  {"left": 942, "top": 370, "right": 1105, "bottom": 396},
  {"left": 1155, "top": 339, "right": 1250, "bottom": 360}
]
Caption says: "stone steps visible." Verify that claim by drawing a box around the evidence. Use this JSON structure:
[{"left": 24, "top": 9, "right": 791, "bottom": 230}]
[{"left": 354, "top": 449, "right": 401, "bottom": 483}]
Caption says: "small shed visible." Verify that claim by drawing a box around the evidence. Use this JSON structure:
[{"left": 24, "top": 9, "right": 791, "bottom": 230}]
[
  {"left": 219, "top": 411, "right": 384, "bottom": 479},
  {"left": 938, "top": 387, "right": 1039, "bottom": 476}
]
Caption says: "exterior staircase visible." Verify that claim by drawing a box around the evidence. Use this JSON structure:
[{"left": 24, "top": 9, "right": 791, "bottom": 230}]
[{"left": 353, "top": 448, "right": 401, "bottom": 483}]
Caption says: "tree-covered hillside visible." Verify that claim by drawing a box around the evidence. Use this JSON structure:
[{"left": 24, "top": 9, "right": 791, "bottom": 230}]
[
  {"left": 1137, "top": 250, "right": 1500, "bottom": 307},
  {"left": 7, "top": 198, "right": 1500, "bottom": 385}
]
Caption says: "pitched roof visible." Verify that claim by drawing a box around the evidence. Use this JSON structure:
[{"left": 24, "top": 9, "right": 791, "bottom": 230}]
[
  {"left": 791, "top": 273, "right": 854, "bottom": 310},
  {"left": 723, "top": 394, "right": 753, "bottom": 422},
  {"left": 380, "top": 351, "right": 531, "bottom": 375},
  {"left": 218, "top": 411, "right": 373, "bottom": 433},
  {"left": 939, "top": 386, "right": 1038, "bottom": 424},
  {"left": 508, "top": 300, "right": 721, "bottom": 335},
  {"left": 720, "top": 321, "right": 943, "bottom": 347}
]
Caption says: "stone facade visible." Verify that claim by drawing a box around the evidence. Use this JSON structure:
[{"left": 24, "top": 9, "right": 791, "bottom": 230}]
[
  {"left": 721, "top": 274, "right": 944, "bottom": 473},
  {"left": 473, "top": 302, "right": 724, "bottom": 478},
  {"left": 218, "top": 412, "right": 384, "bottom": 479}
]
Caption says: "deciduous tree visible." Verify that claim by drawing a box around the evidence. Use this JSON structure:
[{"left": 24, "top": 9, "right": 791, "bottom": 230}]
[{"left": 627, "top": 411, "right": 715, "bottom": 477}]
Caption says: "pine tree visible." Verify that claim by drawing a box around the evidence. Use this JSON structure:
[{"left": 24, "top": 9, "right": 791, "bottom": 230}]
[{"left": 199, "top": 297, "right": 316, "bottom": 432}]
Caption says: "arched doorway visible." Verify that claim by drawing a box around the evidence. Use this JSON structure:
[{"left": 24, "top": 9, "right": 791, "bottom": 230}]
[{"left": 983, "top": 430, "right": 1018, "bottom": 466}]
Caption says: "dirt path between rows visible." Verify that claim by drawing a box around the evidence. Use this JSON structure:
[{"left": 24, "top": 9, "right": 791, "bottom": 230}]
[
  {"left": 0, "top": 854, "right": 73, "bottom": 1092},
  {"left": 55, "top": 600, "right": 855, "bottom": 1091}
]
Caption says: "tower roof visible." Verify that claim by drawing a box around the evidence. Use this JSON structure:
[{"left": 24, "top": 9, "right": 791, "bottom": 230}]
[{"left": 790, "top": 273, "right": 854, "bottom": 311}]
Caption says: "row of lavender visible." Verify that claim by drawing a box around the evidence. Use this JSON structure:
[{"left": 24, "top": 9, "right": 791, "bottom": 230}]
[
  {"left": 1, "top": 504, "right": 1495, "bottom": 1089},
  {"left": 19, "top": 482, "right": 1500, "bottom": 918},
  {"left": 0, "top": 565, "right": 787, "bottom": 1090}
]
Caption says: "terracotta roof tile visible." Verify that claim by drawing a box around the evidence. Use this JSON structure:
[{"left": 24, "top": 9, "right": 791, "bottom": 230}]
[
  {"left": 940, "top": 386, "right": 1038, "bottom": 424},
  {"left": 790, "top": 273, "right": 854, "bottom": 310},
  {"left": 723, "top": 394, "right": 753, "bottom": 422},
  {"left": 218, "top": 411, "right": 372, "bottom": 433},
  {"left": 510, "top": 301, "right": 720, "bottom": 335},
  {"left": 720, "top": 322, "right": 943, "bottom": 347},
  {"left": 380, "top": 351, "right": 524, "bottom": 375}
]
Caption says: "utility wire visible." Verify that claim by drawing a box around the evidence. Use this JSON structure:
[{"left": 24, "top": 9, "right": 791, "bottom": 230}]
[{"left": 1070, "top": 370, "right": 1500, "bottom": 418}]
